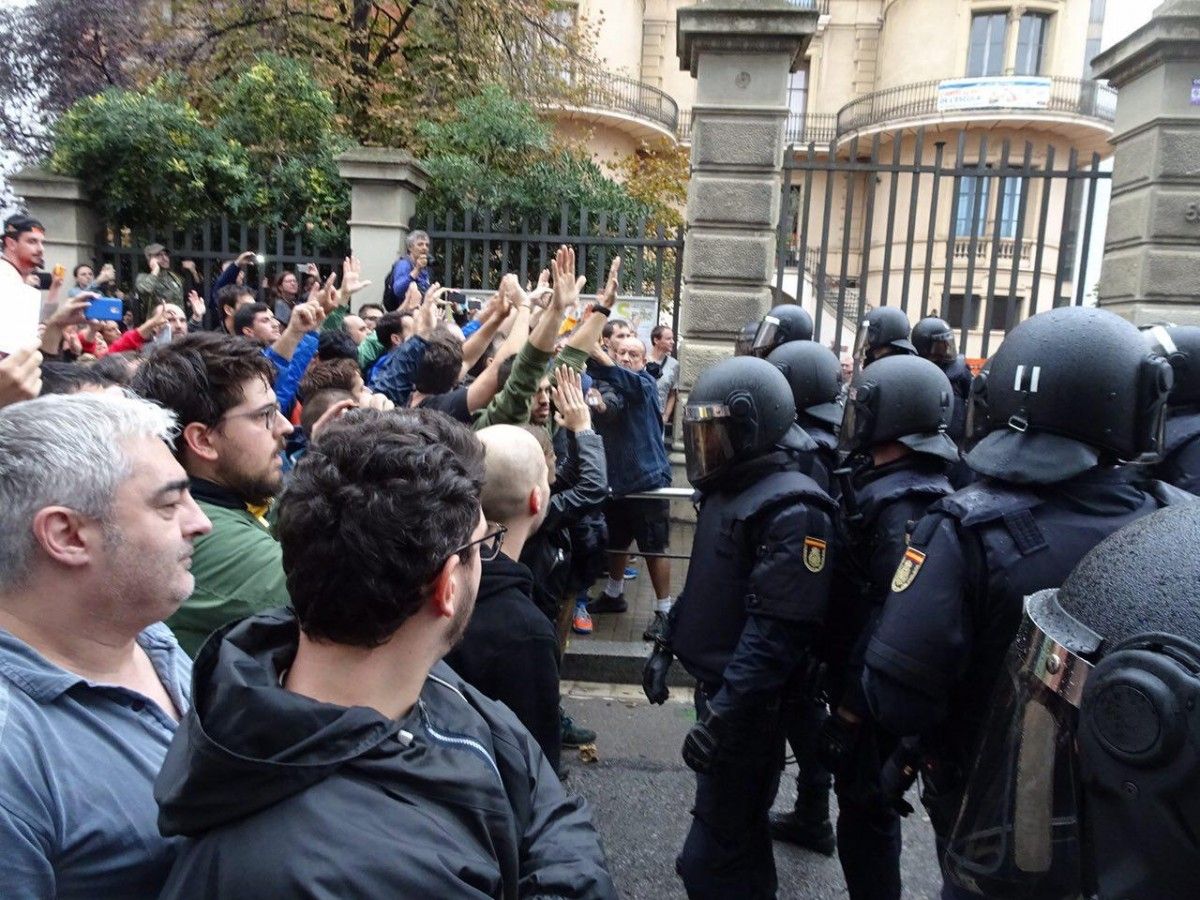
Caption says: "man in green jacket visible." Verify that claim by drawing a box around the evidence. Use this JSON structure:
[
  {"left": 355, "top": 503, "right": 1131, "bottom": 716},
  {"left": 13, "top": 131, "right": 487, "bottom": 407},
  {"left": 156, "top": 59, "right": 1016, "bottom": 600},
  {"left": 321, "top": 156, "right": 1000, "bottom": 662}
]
[{"left": 132, "top": 333, "right": 294, "bottom": 656}]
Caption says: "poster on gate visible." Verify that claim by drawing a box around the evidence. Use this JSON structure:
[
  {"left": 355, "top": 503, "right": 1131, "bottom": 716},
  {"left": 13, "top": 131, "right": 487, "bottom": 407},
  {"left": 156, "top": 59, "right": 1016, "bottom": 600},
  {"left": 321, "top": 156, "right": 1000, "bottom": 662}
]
[
  {"left": 936, "top": 77, "right": 1052, "bottom": 113},
  {"left": 611, "top": 295, "right": 662, "bottom": 345}
]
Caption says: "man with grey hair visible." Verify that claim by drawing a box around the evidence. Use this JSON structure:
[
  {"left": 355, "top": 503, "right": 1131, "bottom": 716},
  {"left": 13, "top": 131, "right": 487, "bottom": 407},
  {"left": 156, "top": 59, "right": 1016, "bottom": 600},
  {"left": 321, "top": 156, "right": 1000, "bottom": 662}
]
[
  {"left": 0, "top": 392, "right": 211, "bottom": 899},
  {"left": 388, "top": 229, "right": 432, "bottom": 309}
]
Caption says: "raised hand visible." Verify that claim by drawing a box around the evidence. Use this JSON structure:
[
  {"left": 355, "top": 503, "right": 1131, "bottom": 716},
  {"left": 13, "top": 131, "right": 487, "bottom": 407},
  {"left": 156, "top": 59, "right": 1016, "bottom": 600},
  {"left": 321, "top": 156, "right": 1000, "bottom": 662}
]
[
  {"left": 187, "top": 290, "right": 205, "bottom": 319},
  {"left": 598, "top": 256, "right": 621, "bottom": 310},
  {"left": 339, "top": 256, "right": 372, "bottom": 302},
  {"left": 0, "top": 346, "right": 43, "bottom": 408},
  {"left": 550, "top": 246, "right": 586, "bottom": 315},
  {"left": 552, "top": 365, "right": 591, "bottom": 432}
]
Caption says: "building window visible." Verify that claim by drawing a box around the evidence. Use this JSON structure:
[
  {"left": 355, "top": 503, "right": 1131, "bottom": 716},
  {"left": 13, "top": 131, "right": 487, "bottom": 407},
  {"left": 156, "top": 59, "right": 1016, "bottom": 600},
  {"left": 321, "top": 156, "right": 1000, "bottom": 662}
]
[
  {"left": 947, "top": 293, "right": 1021, "bottom": 333},
  {"left": 955, "top": 176, "right": 991, "bottom": 238},
  {"left": 998, "top": 176, "right": 1023, "bottom": 239},
  {"left": 1014, "top": 13, "right": 1049, "bottom": 76},
  {"left": 967, "top": 12, "right": 1007, "bottom": 77},
  {"left": 787, "top": 69, "right": 808, "bottom": 120}
]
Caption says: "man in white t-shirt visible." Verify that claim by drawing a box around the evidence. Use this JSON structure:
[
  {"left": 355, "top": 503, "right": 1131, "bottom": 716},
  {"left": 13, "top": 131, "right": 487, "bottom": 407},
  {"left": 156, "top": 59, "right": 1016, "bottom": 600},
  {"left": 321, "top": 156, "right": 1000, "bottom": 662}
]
[{"left": 0, "top": 215, "right": 45, "bottom": 356}]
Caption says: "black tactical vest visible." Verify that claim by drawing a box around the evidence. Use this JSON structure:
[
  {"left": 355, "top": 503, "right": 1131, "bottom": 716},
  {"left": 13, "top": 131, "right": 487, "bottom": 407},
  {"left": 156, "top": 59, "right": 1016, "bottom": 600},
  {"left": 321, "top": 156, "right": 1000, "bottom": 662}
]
[
  {"left": 1155, "top": 410, "right": 1200, "bottom": 495},
  {"left": 672, "top": 460, "right": 835, "bottom": 688},
  {"left": 923, "top": 472, "right": 1167, "bottom": 762}
]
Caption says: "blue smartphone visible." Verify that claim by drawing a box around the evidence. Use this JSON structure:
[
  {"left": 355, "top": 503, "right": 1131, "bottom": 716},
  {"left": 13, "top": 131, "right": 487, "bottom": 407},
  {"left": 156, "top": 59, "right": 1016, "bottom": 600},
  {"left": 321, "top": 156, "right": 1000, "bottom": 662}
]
[{"left": 85, "top": 297, "right": 124, "bottom": 322}]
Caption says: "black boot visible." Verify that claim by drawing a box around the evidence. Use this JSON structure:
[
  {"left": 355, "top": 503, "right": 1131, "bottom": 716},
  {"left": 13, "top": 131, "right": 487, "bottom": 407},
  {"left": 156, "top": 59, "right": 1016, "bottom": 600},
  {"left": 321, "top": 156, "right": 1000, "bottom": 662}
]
[{"left": 770, "top": 785, "right": 835, "bottom": 856}]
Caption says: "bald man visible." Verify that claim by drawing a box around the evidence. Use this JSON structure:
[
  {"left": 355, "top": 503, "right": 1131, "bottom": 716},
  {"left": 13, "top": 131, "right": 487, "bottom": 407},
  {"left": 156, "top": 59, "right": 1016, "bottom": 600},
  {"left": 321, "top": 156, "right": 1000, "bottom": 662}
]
[{"left": 443, "top": 425, "right": 562, "bottom": 769}]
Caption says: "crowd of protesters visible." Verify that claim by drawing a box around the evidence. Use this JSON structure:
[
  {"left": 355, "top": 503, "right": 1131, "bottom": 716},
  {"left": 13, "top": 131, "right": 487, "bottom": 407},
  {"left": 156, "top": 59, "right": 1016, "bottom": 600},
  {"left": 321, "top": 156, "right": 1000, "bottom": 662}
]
[{"left": 0, "top": 212, "right": 690, "bottom": 898}]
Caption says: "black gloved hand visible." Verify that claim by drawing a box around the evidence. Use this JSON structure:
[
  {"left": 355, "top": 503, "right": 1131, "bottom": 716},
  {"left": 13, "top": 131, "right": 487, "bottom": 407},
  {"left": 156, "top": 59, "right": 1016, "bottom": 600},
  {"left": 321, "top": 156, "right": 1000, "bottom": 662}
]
[
  {"left": 682, "top": 709, "right": 723, "bottom": 774},
  {"left": 878, "top": 739, "right": 922, "bottom": 817},
  {"left": 815, "top": 712, "right": 860, "bottom": 779},
  {"left": 642, "top": 642, "right": 673, "bottom": 705}
]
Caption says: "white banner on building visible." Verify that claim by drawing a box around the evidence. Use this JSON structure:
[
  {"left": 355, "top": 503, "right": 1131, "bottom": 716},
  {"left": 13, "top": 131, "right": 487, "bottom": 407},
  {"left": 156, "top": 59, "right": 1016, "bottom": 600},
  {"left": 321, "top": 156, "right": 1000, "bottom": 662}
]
[{"left": 936, "top": 77, "right": 1052, "bottom": 113}]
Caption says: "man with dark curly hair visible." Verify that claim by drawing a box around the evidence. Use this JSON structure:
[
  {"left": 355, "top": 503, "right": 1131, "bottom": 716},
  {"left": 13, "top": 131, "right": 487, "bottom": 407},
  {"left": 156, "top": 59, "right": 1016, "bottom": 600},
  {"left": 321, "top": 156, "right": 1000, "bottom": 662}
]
[
  {"left": 132, "top": 333, "right": 293, "bottom": 655},
  {"left": 154, "top": 408, "right": 617, "bottom": 899}
]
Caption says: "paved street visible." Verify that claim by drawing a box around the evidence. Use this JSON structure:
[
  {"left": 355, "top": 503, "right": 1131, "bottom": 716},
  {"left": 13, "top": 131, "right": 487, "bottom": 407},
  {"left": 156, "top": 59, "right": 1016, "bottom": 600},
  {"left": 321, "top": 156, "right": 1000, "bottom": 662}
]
[{"left": 561, "top": 682, "right": 944, "bottom": 900}]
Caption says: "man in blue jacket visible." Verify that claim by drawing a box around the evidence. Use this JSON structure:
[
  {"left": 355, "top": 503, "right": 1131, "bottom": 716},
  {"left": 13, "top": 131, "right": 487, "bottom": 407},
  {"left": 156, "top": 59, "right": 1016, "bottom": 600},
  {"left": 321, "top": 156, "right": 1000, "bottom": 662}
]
[{"left": 587, "top": 333, "right": 674, "bottom": 641}]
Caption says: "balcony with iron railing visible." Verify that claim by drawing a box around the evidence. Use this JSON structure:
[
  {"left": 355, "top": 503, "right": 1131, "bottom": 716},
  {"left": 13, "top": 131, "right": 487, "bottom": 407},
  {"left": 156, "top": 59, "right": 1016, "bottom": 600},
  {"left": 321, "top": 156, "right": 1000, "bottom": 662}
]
[
  {"left": 834, "top": 76, "right": 1117, "bottom": 143},
  {"left": 539, "top": 65, "right": 680, "bottom": 144}
]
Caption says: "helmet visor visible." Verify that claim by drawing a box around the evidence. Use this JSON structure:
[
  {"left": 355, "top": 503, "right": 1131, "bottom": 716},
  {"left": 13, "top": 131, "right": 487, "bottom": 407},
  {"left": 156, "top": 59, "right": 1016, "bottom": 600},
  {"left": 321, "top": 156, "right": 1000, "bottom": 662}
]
[
  {"left": 944, "top": 590, "right": 1098, "bottom": 899},
  {"left": 965, "top": 371, "right": 990, "bottom": 444},
  {"left": 928, "top": 329, "right": 958, "bottom": 365},
  {"left": 750, "top": 316, "right": 781, "bottom": 358},
  {"left": 837, "top": 386, "right": 872, "bottom": 454},
  {"left": 684, "top": 404, "right": 736, "bottom": 485}
]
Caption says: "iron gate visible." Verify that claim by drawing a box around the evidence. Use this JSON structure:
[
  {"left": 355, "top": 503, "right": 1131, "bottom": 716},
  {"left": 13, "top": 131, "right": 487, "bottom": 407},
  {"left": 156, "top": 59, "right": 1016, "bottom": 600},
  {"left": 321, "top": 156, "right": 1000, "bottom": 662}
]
[
  {"left": 775, "top": 127, "right": 1112, "bottom": 361},
  {"left": 415, "top": 207, "right": 685, "bottom": 337}
]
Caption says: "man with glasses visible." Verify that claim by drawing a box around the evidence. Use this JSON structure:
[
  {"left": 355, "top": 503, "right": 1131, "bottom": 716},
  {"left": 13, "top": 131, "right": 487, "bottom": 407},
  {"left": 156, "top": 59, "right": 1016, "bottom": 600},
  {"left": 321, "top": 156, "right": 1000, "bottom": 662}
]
[
  {"left": 132, "top": 333, "right": 294, "bottom": 656},
  {"left": 155, "top": 408, "right": 616, "bottom": 899},
  {"left": 444, "top": 424, "right": 563, "bottom": 770},
  {"left": 134, "top": 244, "right": 183, "bottom": 326}
]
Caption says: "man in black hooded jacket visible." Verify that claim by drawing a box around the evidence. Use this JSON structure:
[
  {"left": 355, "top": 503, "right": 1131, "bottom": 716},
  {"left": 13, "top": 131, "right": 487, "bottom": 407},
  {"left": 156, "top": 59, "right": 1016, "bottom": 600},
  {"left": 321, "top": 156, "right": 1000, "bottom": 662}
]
[
  {"left": 154, "top": 408, "right": 615, "bottom": 899},
  {"left": 445, "top": 423, "right": 563, "bottom": 770}
]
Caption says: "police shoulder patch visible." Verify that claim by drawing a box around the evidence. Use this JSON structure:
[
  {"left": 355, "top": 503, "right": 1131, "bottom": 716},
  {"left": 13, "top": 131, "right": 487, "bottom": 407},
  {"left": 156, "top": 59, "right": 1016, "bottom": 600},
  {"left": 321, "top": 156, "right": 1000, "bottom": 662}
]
[
  {"left": 803, "top": 536, "right": 826, "bottom": 573},
  {"left": 890, "top": 547, "right": 927, "bottom": 593}
]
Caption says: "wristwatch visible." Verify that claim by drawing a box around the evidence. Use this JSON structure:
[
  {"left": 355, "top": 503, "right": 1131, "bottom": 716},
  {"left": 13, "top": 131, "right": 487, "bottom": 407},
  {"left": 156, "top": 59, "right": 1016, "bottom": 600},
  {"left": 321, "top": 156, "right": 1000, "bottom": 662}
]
[{"left": 592, "top": 305, "right": 612, "bottom": 317}]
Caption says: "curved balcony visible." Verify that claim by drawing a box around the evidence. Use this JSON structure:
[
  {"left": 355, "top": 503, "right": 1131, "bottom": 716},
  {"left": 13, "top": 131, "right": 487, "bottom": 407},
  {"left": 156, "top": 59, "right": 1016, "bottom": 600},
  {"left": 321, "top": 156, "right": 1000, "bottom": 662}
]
[
  {"left": 542, "top": 67, "right": 679, "bottom": 145},
  {"left": 835, "top": 76, "right": 1117, "bottom": 149}
]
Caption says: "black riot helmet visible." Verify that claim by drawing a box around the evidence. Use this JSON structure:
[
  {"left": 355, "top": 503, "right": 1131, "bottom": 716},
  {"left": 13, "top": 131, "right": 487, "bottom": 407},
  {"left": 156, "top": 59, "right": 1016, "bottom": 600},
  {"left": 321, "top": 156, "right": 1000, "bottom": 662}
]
[
  {"left": 684, "top": 356, "right": 798, "bottom": 489},
  {"left": 766, "top": 340, "right": 843, "bottom": 429},
  {"left": 911, "top": 316, "right": 958, "bottom": 367},
  {"left": 946, "top": 504, "right": 1200, "bottom": 900},
  {"left": 965, "top": 307, "right": 1174, "bottom": 485},
  {"left": 750, "top": 304, "right": 814, "bottom": 357},
  {"left": 733, "top": 320, "right": 759, "bottom": 357},
  {"left": 853, "top": 306, "right": 916, "bottom": 367},
  {"left": 837, "top": 355, "right": 959, "bottom": 463},
  {"left": 1144, "top": 325, "right": 1200, "bottom": 409}
]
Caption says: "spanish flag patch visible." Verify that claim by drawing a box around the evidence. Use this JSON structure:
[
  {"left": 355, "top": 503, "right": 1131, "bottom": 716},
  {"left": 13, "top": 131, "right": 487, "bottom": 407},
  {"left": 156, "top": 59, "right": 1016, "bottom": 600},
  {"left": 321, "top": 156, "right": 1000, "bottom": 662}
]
[{"left": 890, "top": 547, "right": 927, "bottom": 593}]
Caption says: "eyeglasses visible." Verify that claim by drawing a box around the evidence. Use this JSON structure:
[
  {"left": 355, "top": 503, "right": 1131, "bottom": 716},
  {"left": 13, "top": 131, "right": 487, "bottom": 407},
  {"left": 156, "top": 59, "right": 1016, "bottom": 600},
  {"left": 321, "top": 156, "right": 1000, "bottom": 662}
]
[
  {"left": 453, "top": 524, "right": 507, "bottom": 563},
  {"left": 218, "top": 404, "right": 283, "bottom": 431}
]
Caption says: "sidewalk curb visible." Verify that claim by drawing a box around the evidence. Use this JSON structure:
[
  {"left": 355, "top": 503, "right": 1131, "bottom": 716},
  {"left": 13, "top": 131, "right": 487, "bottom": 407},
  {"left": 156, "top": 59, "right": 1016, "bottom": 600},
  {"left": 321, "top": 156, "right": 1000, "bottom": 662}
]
[{"left": 563, "top": 639, "right": 696, "bottom": 688}]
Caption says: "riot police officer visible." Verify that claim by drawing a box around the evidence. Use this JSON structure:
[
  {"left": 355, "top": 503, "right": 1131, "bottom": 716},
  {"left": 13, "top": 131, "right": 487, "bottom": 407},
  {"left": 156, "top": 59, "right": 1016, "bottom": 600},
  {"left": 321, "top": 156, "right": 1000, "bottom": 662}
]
[
  {"left": 818, "top": 355, "right": 959, "bottom": 899},
  {"left": 912, "top": 316, "right": 973, "bottom": 445},
  {"left": 861, "top": 306, "right": 1180, "bottom": 899},
  {"left": 946, "top": 503, "right": 1200, "bottom": 900},
  {"left": 855, "top": 306, "right": 916, "bottom": 368},
  {"left": 642, "top": 356, "right": 836, "bottom": 899},
  {"left": 749, "top": 303, "right": 814, "bottom": 357},
  {"left": 763, "top": 340, "right": 846, "bottom": 855},
  {"left": 768, "top": 339, "right": 844, "bottom": 492},
  {"left": 1144, "top": 325, "right": 1200, "bottom": 493}
]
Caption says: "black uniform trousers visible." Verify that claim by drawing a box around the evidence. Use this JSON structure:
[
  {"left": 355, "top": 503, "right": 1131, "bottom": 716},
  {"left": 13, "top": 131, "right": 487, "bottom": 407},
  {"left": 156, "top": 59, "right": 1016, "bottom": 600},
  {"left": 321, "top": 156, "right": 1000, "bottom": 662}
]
[{"left": 677, "top": 687, "right": 786, "bottom": 900}]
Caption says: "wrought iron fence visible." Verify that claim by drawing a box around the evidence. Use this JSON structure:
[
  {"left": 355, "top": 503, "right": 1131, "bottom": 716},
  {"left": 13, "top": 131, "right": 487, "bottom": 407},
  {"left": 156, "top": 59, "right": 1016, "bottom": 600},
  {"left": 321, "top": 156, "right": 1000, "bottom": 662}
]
[
  {"left": 93, "top": 218, "right": 348, "bottom": 302},
  {"left": 835, "top": 76, "right": 1117, "bottom": 137},
  {"left": 416, "top": 206, "right": 685, "bottom": 337},
  {"left": 776, "top": 127, "right": 1111, "bottom": 359}
]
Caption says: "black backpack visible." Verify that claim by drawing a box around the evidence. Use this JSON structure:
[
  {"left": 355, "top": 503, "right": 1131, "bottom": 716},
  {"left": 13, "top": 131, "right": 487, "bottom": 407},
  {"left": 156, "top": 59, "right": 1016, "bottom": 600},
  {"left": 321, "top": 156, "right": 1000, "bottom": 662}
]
[{"left": 381, "top": 260, "right": 399, "bottom": 311}]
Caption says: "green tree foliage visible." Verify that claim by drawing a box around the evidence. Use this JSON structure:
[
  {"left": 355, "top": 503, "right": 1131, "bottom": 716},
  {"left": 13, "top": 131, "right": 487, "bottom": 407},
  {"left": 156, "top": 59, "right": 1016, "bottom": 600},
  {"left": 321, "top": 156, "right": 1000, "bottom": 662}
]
[
  {"left": 50, "top": 57, "right": 350, "bottom": 242},
  {"left": 49, "top": 90, "right": 250, "bottom": 229},
  {"left": 211, "top": 56, "right": 352, "bottom": 244},
  {"left": 415, "top": 85, "right": 648, "bottom": 222}
]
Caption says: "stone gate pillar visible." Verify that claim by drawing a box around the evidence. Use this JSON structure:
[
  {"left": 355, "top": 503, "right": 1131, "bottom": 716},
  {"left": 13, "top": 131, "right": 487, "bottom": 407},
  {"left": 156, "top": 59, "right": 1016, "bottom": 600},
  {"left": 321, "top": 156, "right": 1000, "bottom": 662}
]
[
  {"left": 335, "top": 148, "right": 428, "bottom": 311},
  {"left": 675, "top": 0, "right": 819, "bottom": 390},
  {"left": 1094, "top": 1, "right": 1200, "bottom": 324},
  {"left": 8, "top": 168, "right": 99, "bottom": 271}
]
